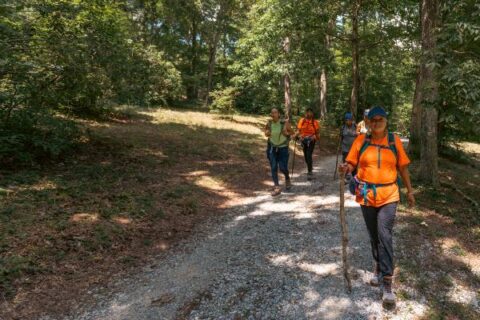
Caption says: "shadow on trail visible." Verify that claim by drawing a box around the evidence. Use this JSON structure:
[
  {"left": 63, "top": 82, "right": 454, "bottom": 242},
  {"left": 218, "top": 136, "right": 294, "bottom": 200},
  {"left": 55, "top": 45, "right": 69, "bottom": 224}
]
[
  {"left": 69, "top": 156, "right": 428, "bottom": 319},
  {"left": 0, "top": 115, "right": 272, "bottom": 319}
]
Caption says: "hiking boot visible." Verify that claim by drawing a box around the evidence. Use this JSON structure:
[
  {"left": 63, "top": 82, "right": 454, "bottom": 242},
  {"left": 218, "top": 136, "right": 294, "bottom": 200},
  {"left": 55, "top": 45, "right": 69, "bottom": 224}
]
[
  {"left": 370, "top": 272, "right": 380, "bottom": 287},
  {"left": 382, "top": 277, "right": 396, "bottom": 306},
  {"left": 271, "top": 186, "right": 282, "bottom": 197},
  {"left": 370, "top": 264, "right": 380, "bottom": 286},
  {"left": 307, "top": 172, "right": 313, "bottom": 181},
  {"left": 285, "top": 179, "right": 292, "bottom": 191}
]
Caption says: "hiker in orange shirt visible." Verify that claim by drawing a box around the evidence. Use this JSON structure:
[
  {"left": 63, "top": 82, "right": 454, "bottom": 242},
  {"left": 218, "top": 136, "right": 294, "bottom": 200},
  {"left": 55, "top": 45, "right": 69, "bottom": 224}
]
[
  {"left": 295, "top": 108, "right": 320, "bottom": 180},
  {"left": 339, "top": 106, "right": 415, "bottom": 307}
]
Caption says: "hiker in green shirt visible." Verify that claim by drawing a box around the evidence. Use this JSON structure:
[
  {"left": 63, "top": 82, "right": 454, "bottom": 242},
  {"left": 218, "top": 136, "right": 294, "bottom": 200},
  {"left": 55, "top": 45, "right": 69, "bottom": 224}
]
[{"left": 265, "top": 108, "right": 294, "bottom": 196}]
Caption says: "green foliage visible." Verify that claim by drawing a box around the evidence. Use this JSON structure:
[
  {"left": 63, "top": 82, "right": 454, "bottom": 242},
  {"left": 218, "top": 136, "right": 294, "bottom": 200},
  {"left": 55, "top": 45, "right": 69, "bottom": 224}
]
[
  {"left": 437, "top": 0, "right": 480, "bottom": 143},
  {"left": 0, "top": 0, "right": 184, "bottom": 164},
  {"left": 0, "top": 255, "right": 39, "bottom": 298},
  {"left": 230, "top": 0, "right": 419, "bottom": 125},
  {"left": 209, "top": 86, "right": 237, "bottom": 115},
  {"left": 0, "top": 0, "right": 479, "bottom": 165},
  {"left": 0, "top": 109, "right": 82, "bottom": 166}
]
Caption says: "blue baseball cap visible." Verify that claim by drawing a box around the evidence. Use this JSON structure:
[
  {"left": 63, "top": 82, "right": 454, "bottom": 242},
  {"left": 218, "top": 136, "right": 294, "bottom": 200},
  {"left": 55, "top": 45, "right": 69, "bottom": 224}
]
[
  {"left": 368, "top": 106, "right": 388, "bottom": 119},
  {"left": 344, "top": 112, "right": 353, "bottom": 120}
]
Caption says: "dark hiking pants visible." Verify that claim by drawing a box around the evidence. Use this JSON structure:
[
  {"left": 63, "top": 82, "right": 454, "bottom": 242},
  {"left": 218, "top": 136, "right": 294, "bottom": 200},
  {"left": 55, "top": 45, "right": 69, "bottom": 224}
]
[
  {"left": 302, "top": 139, "right": 316, "bottom": 173},
  {"left": 360, "top": 202, "right": 397, "bottom": 279}
]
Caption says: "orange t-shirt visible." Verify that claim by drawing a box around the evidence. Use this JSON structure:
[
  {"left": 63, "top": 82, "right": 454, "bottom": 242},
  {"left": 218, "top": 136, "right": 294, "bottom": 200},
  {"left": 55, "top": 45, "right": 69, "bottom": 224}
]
[
  {"left": 297, "top": 118, "right": 320, "bottom": 138},
  {"left": 346, "top": 133, "right": 410, "bottom": 207}
]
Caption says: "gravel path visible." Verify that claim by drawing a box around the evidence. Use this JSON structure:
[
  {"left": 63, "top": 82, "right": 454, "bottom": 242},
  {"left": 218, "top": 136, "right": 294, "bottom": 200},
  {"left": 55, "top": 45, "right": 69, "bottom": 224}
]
[{"left": 63, "top": 155, "right": 427, "bottom": 320}]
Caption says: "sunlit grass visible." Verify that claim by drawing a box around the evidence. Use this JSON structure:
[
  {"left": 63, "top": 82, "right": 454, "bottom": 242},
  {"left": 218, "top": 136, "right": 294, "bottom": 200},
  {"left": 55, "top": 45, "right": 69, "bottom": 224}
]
[{"left": 147, "top": 109, "right": 267, "bottom": 136}]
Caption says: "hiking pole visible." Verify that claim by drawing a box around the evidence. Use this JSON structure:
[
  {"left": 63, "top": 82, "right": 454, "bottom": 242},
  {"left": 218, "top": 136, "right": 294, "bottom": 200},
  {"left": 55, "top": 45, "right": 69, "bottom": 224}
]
[
  {"left": 339, "top": 170, "right": 352, "bottom": 293},
  {"left": 333, "top": 136, "right": 342, "bottom": 181}
]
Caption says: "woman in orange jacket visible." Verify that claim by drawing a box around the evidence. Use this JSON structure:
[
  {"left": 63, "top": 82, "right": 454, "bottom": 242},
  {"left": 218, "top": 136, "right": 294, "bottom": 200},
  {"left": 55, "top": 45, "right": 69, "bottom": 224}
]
[
  {"left": 295, "top": 108, "right": 320, "bottom": 180},
  {"left": 339, "top": 106, "right": 415, "bottom": 307}
]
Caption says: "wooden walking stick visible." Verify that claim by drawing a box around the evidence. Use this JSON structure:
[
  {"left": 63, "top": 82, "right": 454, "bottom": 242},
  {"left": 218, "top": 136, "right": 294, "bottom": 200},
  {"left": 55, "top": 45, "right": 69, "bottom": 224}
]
[
  {"left": 339, "top": 170, "right": 352, "bottom": 292},
  {"left": 290, "top": 138, "right": 298, "bottom": 179},
  {"left": 333, "top": 136, "right": 342, "bottom": 180}
]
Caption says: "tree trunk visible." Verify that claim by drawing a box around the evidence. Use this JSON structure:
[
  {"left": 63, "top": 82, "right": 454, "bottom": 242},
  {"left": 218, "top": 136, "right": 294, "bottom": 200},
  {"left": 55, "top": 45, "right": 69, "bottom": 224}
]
[
  {"left": 205, "top": 2, "right": 230, "bottom": 106},
  {"left": 319, "top": 19, "right": 334, "bottom": 120},
  {"left": 283, "top": 36, "right": 292, "bottom": 119},
  {"left": 419, "top": 108, "right": 438, "bottom": 185},
  {"left": 350, "top": 0, "right": 361, "bottom": 120},
  {"left": 416, "top": 0, "right": 439, "bottom": 186},
  {"left": 319, "top": 69, "right": 327, "bottom": 119},
  {"left": 187, "top": 16, "right": 199, "bottom": 100},
  {"left": 409, "top": 0, "right": 424, "bottom": 157},
  {"left": 409, "top": 67, "right": 422, "bottom": 157},
  {"left": 205, "top": 36, "right": 219, "bottom": 106}
]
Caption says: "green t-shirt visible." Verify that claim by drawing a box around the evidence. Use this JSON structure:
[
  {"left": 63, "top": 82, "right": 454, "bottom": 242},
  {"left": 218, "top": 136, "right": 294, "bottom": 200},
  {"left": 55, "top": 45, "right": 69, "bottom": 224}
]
[{"left": 269, "top": 121, "right": 288, "bottom": 147}]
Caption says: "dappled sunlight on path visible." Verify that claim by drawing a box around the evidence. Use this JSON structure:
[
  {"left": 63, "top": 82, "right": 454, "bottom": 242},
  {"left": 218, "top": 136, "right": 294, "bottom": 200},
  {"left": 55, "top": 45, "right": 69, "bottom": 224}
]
[{"left": 68, "top": 155, "right": 428, "bottom": 320}]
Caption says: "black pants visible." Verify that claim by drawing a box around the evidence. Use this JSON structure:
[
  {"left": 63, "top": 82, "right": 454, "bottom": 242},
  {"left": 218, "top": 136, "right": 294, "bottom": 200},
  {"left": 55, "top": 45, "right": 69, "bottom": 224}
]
[
  {"left": 302, "top": 140, "right": 316, "bottom": 173},
  {"left": 361, "top": 202, "right": 397, "bottom": 279}
]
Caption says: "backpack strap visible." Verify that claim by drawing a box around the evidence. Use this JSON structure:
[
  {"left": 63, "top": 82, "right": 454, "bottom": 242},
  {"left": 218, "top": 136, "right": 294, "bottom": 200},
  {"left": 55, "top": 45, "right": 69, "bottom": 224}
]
[
  {"left": 359, "top": 134, "right": 371, "bottom": 157},
  {"left": 387, "top": 132, "right": 397, "bottom": 159},
  {"left": 298, "top": 118, "right": 304, "bottom": 130},
  {"left": 358, "top": 132, "right": 398, "bottom": 166}
]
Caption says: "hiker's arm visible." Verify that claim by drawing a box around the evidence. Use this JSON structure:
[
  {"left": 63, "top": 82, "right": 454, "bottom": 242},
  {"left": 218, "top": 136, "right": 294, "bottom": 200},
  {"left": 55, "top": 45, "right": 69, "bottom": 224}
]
[
  {"left": 339, "top": 162, "right": 355, "bottom": 174},
  {"left": 264, "top": 124, "right": 271, "bottom": 137},
  {"left": 284, "top": 121, "right": 295, "bottom": 136},
  {"left": 398, "top": 165, "right": 415, "bottom": 207}
]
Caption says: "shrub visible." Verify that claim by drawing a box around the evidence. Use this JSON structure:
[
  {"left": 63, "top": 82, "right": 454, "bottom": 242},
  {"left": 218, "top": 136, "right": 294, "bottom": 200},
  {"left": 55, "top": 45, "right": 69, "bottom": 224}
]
[
  {"left": 0, "top": 109, "right": 83, "bottom": 166},
  {"left": 209, "top": 87, "right": 238, "bottom": 116}
]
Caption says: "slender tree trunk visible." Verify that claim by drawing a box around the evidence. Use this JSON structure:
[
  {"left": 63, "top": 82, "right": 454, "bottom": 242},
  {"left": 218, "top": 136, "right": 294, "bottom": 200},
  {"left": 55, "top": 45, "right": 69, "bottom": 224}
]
[
  {"left": 420, "top": 108, "right": 439, "bottom": 185},
  {"left": 319, "top": 69, "right": 327, "bottom": 118},
  {"left": 205, "top": 2, "right": 230, "bottom": 106},
  {"left": 283, "top": 36, "right": 292, "bottom": 119},
  {"left": 350, "top": 0, "right": 361, "bottom": 120},
  {"left": 187, "top": 16, "right": 199, "bottom": 100},
  {"left": 409, "top": 67, "right": 423, "bottom": 157},
  {"left": 409, "top": 1, "right": 424, "bottom": 157},
  {"left": 205, "top": 35, "right": 219, "bottom": 105},
  {"left": 416, "top": 0, "right": 439, "bottom": 186},
  {"left": 319, "top": 19, "right": 334, "bottom": 120}
]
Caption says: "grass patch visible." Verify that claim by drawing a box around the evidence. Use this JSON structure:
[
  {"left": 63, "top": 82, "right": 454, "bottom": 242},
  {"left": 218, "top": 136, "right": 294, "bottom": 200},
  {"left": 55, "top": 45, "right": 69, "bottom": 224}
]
[
  {"left": 0, "top": 107, "right": 269, "bottom": 319},
  {"left": 0, "top": 256, "right": 40, "bottom": 298}
]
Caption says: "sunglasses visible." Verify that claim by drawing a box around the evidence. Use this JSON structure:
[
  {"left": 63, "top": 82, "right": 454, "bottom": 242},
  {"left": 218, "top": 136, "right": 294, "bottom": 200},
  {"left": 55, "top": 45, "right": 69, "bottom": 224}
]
[{"left": 369, "top": 118, "right": 386, "bottom": 123}]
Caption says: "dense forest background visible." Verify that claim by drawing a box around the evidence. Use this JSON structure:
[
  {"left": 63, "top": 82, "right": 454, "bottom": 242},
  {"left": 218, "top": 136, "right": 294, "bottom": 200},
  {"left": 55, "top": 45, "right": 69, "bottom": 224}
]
[
  {"left": 1, "top": 0, "right": 479, "bottom": 166},
  {"left": 1, "top": 2, "right": 480, "bottom": 318}
]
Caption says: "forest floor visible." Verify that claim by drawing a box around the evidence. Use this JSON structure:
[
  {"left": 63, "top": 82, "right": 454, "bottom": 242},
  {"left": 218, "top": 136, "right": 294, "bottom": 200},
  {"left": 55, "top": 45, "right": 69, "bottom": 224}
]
[{"left": 0, "top": 108, "right": 479, "bottom": 319}]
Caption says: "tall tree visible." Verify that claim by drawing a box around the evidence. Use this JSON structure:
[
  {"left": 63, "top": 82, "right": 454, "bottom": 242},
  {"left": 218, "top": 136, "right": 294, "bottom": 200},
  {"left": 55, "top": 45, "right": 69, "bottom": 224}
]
[
  {"left": 283, "top": 36, "right": 292, "bottom": 119},
  {"left": 414, "top": 0, "right": 439, "bottom": 185},
  {"left": 350, "top": 0, "right": 361, "bottom": 119},
  {"left": 203, "top": 0, "right": 235, "bottom": 105},
  {"left": 319, "top": 18, "right": 335, "bottom": 119}
]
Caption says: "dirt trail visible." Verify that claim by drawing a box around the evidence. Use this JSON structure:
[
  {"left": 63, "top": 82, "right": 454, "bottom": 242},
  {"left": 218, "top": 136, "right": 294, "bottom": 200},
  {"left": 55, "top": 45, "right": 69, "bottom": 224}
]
[{"left": 59, "top": 155, "right": 428, "bottom": 320}]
